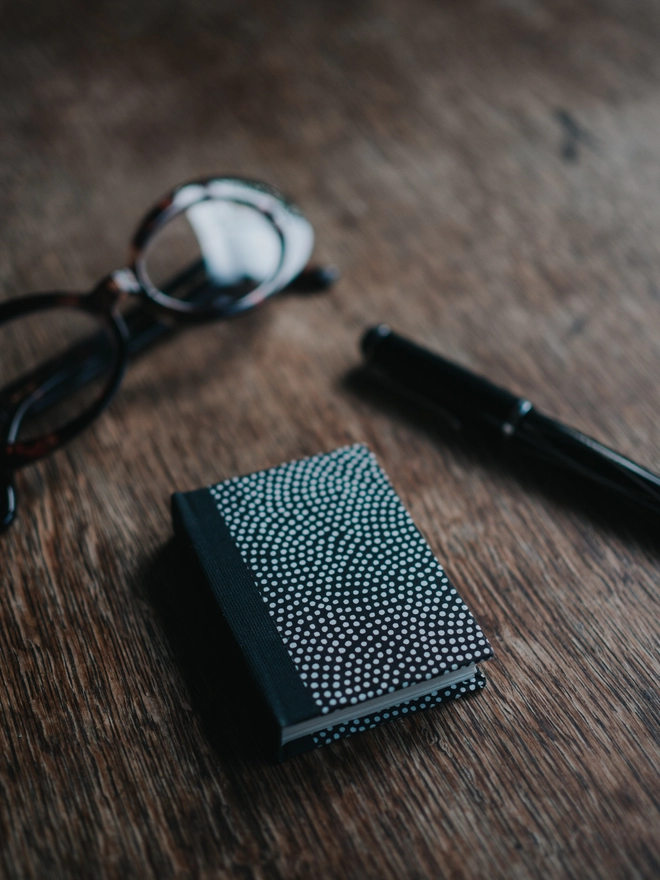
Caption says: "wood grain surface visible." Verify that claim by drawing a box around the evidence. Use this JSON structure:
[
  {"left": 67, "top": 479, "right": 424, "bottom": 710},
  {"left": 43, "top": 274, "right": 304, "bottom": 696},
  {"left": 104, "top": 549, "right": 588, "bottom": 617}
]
[{"left": 2, "top": 1, "right": 660, "bottom": 877}]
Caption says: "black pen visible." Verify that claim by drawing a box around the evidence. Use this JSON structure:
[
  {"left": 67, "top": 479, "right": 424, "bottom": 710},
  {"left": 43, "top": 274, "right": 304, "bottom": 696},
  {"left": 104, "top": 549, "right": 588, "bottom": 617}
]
[{"left": 361, "top": 325, "right": 660, "bottom": 518}]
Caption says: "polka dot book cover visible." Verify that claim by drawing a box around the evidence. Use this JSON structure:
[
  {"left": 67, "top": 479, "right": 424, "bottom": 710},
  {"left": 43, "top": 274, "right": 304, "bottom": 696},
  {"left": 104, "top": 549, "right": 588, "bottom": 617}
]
[{"left": 171, "top": 443, "right": 493, "bottom": 760}]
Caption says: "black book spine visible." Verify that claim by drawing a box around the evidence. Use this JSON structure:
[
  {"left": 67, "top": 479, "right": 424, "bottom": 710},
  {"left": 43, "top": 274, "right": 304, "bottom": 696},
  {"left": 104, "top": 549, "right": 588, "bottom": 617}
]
[{"left": 171, "top": 488, "right": 320, "bottom": 760}]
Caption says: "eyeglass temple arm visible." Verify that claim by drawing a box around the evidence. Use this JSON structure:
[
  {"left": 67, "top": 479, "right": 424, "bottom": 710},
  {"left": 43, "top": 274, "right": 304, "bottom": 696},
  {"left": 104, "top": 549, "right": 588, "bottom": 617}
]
[{"left": 0, "top": 262, "right": 337, "bottom": 432}]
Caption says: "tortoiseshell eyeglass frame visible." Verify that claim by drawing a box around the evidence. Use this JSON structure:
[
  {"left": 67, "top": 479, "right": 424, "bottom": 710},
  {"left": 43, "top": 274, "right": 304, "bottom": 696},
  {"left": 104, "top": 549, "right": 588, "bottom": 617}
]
[{"left": 0, "top": 176, "right": 336, "bottom": 531}]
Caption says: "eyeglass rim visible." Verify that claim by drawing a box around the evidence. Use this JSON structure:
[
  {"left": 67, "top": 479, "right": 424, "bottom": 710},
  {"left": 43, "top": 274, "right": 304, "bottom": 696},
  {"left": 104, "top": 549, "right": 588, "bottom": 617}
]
[
  {"left": 0, "top": 294, "right": 129, "bottom": 468},
  {"left": 130, "top": 176, "right": 315, "bottom": 318}
]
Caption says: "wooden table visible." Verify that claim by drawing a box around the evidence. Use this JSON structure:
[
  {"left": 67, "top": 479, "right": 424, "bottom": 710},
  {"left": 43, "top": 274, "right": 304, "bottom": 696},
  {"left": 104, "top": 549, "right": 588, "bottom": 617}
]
[{"left": 2, "top": 1, "right": 659, "bottom": 877}]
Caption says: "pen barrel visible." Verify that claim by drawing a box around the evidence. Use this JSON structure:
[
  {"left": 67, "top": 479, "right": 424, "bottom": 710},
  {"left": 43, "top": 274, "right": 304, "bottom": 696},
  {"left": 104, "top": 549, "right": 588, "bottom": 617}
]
[
  {"left": 361, "top": 325, "right": 526, "bottom": 441},
  {"left": 513, "top": 409, "right": 660, "bottom": 516},
  {"left": 362, "top": 325, "right": 660, "bottom": 518}
]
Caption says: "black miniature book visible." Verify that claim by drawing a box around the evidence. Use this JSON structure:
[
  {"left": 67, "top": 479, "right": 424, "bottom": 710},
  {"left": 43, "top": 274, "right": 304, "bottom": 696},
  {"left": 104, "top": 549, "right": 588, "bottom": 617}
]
[{"left": 171, "top": 444, "right": 492, "bottom": 760}]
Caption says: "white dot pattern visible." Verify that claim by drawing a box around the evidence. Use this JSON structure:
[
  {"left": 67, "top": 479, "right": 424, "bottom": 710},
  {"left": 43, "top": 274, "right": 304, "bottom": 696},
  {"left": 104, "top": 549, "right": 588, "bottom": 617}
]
[{"left": 209, "top": 444, "right": 492, "bottom": 717}]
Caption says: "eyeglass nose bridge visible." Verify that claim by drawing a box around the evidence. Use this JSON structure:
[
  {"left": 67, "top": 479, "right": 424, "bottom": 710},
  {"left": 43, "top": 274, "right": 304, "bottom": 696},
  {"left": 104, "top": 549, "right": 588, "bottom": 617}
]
[{"left": 87, "top": 268, "right": 143, "bottom": 314}]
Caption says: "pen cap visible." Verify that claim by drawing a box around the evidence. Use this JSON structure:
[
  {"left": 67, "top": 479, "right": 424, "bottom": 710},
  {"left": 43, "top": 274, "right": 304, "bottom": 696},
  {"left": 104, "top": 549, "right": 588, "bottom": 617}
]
[{"left": 361, "top": 325, "right": 526, "bottom": 440}]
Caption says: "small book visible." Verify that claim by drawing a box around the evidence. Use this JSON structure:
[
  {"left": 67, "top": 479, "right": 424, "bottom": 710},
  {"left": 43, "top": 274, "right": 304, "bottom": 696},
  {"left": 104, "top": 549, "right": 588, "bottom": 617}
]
[{"left": 171, "top": 444, "right": 492, "bottom": 760}]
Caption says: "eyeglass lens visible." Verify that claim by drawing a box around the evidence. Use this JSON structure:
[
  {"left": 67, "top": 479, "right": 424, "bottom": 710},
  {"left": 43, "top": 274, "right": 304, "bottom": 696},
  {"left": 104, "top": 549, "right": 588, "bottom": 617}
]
[
  {"left": 142, "top": 199, "right": 285, "bottom": 307},
  {"left": 0, "top": 306, "right": 120, "bottom": 447}
]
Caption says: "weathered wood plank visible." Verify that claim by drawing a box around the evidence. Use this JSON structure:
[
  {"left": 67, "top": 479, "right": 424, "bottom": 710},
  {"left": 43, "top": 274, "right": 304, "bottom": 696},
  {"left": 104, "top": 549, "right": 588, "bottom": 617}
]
[{"left": 1, "top": 1, "right": 660, "bottom": 877}]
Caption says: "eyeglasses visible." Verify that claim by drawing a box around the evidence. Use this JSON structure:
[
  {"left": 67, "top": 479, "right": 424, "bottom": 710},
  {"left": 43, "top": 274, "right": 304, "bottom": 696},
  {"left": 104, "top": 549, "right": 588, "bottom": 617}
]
[{"left": 0, "top": 176, "right": 336, "bottom": 531}]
